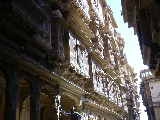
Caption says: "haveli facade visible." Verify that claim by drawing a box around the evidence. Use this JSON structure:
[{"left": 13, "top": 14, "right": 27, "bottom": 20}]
[
  {"left": 121, "top": 0, "right": 160, "bottom": 79},
  {"left": 121, "top": 0, "right": 160, "bottom": 120},
  {"left": 140, "top": 69, "right": 160, "bottom": 120},
  {"left": 0, "top": 0, "right": 140, "bottom": 120}
]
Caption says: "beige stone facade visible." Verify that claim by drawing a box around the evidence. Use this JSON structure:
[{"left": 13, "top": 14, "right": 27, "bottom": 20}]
[
  {"left": 140, "top": 69, "right": 160, "bottom": 120},
  {"left": 0, "top": 0, "right": 140, "bottom": 120}
]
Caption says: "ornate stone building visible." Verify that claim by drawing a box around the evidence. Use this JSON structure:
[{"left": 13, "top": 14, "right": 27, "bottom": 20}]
[
  {"left": 121, "top": 1, "right": 160, "bottom": 119},
  {"left": 121, "top": 0, "right": 160, "bottom": 78},
  {"left": 140, "top": 69, "right": 160, "bottom": 120},
  {"left": 0, "top": 0, "right": 140, "bottom": 120}
]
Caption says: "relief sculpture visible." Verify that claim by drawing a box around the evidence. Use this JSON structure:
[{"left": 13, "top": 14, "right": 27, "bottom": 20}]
[
  {"left": 0, "top": 0, "right": 140, "bottom": 119},
  {"left": 69, "top": 31, "right": 89, "bottom": 77}
]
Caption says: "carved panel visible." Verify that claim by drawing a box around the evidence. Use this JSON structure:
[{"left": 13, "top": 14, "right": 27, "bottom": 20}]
[
  {"left": 91, "top": 58, "right": 104, "bottom": 93},
  {"left": 69, "top": 31, "right": 89, "bottom": 77}
]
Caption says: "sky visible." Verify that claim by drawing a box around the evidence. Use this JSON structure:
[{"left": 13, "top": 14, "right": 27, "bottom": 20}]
[{"left": 106, "top": 0, "right": 148, "bottom": 119}]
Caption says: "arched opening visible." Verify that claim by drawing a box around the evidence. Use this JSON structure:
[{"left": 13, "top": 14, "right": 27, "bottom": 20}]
[
  {"left": 60, "top": 94, "right": 79, "bottom": 120},
  {"left": 40, "top": 87, "right": 56, "bottom": 120},
  {"left": 19, "top": 83, "right": 57, "bottom": 120},
  {"left": 0, "top": 70, "right": 5, "bottom": 120},
  {"left": 20, "top": 96, "right": 30, "bottom": 120},
  {"left": 18, "top": 79, "right": 30, "bottom": 120}
]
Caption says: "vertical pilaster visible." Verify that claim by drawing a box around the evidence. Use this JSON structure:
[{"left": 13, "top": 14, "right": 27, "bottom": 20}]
[
  {"left": 4, "top": 66, "right": 19, "bottom": 120},
  {"left": 55, "top": 95, "right": 61, "bottom": 120},
  {"left": 29, "top": 81, "right": 41, "bottom": 120},
  {"left": 54, "top": 85, "right": 61, "bottom": 120}
]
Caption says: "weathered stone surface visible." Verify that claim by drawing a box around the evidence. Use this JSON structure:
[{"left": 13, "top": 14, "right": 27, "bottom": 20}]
[{"left": 0, "top": 0, "right": 140, "bottom": 119}]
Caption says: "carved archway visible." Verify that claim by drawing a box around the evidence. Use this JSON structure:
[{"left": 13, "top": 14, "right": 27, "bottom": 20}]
[
  {"left": 40, "top": 86, "right": 57, "bottom": 120},
  {"left": 20, "top": 96, "right": 30, "bottom": 120},
  {"left": 61, "top": 92, "right": 80, "bottom": 109},
  {"left": 60, "top": 92, "right": 80, "bottom": 120},
  {"left": 40, "top": 93, "right": 54, "bottom": 120},
  {"left": 18, "top": 79, "right": 30, "bottom": 120}
]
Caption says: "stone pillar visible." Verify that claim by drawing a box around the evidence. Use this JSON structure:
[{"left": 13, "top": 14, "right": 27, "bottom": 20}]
[
  {"left": 54, "top": 85, "right": 61, "bottom": 120},
  {"left": 4, "top": 67, "right": 19, "bottom": 120},
  {"left": 55, "top": 95, "right": 61, "bottom": 119},
  {"left": 29, "top": 81, "right": 41, "bottom": 120}
]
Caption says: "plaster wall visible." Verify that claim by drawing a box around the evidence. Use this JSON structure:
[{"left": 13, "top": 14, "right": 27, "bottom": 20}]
[
  {"left": 149, "top": 80, "right": 160, "bottom": 102},
  {"left": 154, "top": 106, "right": 160, "bottom": 120}
]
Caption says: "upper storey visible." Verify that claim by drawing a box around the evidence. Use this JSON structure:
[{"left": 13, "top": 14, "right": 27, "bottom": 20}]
[
  {"left": 140, "top": 69, "right": 157, "bottom": 81},
  {"left": 121, "top": 0, "right": 160, "bottom": 78},
  {"left": 58, "top": 0, "right": 118, "bottom": 36}
]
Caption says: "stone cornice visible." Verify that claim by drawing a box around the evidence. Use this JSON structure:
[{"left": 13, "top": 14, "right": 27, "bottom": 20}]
[
  {"left": 68, "top": 20, "right": 93, "bottom": 47},
  {"left": 0, "top": 43, "right": 88, "bottom": 95},
  {"left": 83, "top": 101, "right": 124, "bottom": 119},
  {"left": 68, "top": 7, "right": 94, "bottom": 39}
]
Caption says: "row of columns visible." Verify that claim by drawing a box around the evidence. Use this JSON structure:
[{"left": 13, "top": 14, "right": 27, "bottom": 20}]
[{"left": 2, "top": 66, "right": 61, "bottom": 120}]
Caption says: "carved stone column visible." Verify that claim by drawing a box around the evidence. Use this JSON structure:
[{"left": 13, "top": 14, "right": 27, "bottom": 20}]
[
  {"left": 29, "top": 80, "right": 41, "bottom": 120},
  {"left": 54, "top": 85, "right": 61, "bottom": 120},
  {"left": 4, "top": 66, "right": 19, "bottom": 120},
  {"left": 54, "top": 95, "right": 61, "bottom": 120}
]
